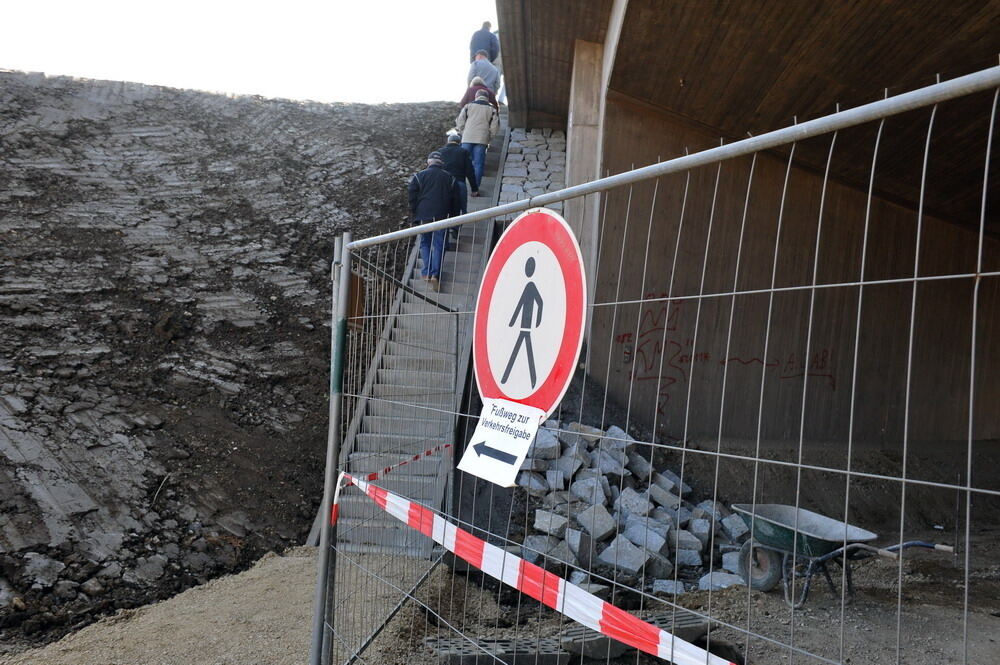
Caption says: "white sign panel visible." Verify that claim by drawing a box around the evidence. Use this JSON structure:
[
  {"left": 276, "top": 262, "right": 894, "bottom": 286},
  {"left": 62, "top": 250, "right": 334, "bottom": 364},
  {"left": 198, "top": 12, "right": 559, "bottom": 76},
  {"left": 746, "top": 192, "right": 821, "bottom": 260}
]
[{"left": 457, "top": 398, "right": 545, "bottom": 487}]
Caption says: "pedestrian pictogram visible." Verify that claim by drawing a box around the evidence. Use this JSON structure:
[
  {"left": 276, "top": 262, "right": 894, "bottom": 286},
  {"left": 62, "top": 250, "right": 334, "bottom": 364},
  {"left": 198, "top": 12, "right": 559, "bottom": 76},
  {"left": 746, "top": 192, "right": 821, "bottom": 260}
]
[
  {"left": 501, "top": 257, "right": 544, "bottom": 388},
  {"left": 458, "top": 208, "right": 587, "bottom": 487}
]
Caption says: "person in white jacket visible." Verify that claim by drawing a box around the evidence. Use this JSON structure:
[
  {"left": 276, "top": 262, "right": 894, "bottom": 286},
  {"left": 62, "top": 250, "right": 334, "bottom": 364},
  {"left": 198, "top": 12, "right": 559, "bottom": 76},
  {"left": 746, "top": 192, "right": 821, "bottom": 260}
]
[{"left": 455, "top": 90, "right": 500, "bottom": 190}]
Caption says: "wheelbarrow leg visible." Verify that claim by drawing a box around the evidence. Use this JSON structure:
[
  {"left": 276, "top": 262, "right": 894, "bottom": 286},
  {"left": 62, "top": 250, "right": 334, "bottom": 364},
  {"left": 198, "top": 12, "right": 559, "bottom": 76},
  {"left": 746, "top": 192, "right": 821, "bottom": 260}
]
[
  {"left": 781, "top": 554, "right": 815, "bottom": 609},
  {"left": 820, "top": 561, "right": 838, "bottom": 596},
  {"left": 844, "top": 557, "right": 856, "bottom": 602}
]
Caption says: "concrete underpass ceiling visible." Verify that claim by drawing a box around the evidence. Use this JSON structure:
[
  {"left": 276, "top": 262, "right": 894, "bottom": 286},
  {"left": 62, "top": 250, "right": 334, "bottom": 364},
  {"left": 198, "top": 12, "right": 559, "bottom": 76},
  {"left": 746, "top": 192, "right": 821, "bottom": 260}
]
[
  {"left": 498, "top": 0, "right": 613, "bottom": 128},
  {"left": 498, "top": 0, "right": 1000, "bottom": 231}
]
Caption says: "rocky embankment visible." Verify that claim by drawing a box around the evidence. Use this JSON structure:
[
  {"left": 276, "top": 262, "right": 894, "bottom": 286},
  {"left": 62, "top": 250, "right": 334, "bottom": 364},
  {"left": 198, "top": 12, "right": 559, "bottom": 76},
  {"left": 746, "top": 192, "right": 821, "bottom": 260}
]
[{"left": 0, "top": 70, "right": 454, "bottom": 645}]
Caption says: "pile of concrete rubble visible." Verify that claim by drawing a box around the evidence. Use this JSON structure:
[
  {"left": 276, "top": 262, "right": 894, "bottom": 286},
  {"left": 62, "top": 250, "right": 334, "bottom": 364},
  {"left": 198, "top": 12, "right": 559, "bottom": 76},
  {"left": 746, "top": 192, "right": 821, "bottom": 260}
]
[{"left": 517, "top": 421, "right": 749, "bottom": 596}]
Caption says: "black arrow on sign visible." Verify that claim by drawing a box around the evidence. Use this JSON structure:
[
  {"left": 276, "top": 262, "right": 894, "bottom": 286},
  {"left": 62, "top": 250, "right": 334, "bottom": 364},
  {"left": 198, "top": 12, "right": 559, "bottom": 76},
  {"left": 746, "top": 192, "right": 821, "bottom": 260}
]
[{"left": 472, "top": 441, "right": 517, "bottom": 465}]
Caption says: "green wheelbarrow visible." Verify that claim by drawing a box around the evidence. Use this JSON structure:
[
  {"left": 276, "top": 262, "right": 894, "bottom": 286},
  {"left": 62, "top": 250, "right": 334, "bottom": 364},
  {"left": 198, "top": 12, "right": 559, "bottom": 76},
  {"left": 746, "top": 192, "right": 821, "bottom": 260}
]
[{"left": 731, "top": 504, "right": 953, "bottom": 608}]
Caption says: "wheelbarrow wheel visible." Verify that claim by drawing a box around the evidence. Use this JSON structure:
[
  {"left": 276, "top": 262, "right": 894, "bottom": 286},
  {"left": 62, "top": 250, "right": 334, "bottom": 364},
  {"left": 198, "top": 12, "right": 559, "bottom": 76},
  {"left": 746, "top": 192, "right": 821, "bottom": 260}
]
[{"left": 739, "top": 540, "right": 782, "bottom": 592}]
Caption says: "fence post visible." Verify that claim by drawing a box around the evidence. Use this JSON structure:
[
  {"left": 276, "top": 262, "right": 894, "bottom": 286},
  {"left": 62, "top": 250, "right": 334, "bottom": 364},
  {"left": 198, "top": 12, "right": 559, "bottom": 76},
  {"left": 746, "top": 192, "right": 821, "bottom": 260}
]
[{"left": 310, "top": 231, "right": 352, "bottom": 665}]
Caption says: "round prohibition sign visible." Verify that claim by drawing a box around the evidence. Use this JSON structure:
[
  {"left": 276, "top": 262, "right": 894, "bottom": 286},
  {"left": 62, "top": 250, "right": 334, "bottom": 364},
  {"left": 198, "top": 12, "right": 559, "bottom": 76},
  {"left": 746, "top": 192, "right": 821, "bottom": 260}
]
[{"left": 473, "top": 208, "right": 587, "bottom": 417}]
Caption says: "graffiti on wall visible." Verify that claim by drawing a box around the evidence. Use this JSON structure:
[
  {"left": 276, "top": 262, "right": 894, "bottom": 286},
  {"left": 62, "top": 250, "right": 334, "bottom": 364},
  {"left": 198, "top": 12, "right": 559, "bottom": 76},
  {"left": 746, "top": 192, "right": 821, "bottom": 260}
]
[{"left": 614, "top": 295, "right": 836, "bottom": 416}]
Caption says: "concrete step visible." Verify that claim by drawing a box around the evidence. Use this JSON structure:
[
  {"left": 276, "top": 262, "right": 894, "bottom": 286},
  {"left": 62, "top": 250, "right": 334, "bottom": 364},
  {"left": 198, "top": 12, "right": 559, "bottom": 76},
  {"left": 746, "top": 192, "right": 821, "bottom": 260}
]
[
  {"left": 365, "top": 399, "right": 453, "bottom": 419},
  {"left": 370, "top": 384, "right": 452, "bottom": 406},
  {"left": 408, "top": 277, "right": 476, "bottom": 297},
  {"left": 376, "top": 369, "right": 453, "bottom": 388},
  {"left": 347, "top": 452, "right": 446, "bottom": 476},
  {"left": 422, "top": 252, "right": 484, "bottom": 269},
  {"left": 361, "top": 415, "right": 453, "bottom": 436},
  {"left": 380, "top": 353, "right": 454, "bottom": 372},
  {"left": 383, "top": 340, "right": 455, "bottom": 359},
  {"left": 393, "top": 315, "right": 456, "bottom": 333},
  {"left": 359, "top": 474, "right": 440, "bottom": 501},
  {"left": 391, "top": 324, "right": 455, "bottom": 344},
  {"left": 400, "top": 301, "right": 441, "bottom": 316},
  {"left": 355, "top": 432, "right": 451, "bottom": 454}
]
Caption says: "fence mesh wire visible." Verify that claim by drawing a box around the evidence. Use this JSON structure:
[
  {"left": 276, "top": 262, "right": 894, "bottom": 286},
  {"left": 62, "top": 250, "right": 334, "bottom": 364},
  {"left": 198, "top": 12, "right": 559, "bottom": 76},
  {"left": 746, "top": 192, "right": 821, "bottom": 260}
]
[{"left": 316, "top": 75, "right": 999, "bottom": 665}]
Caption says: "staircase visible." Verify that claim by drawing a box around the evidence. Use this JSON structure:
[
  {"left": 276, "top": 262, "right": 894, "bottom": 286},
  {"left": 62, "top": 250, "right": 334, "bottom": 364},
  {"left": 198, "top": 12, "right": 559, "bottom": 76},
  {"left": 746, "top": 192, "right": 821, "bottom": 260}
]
[{"left": 330, "top": 108, "right": 510, "bottom": 556}]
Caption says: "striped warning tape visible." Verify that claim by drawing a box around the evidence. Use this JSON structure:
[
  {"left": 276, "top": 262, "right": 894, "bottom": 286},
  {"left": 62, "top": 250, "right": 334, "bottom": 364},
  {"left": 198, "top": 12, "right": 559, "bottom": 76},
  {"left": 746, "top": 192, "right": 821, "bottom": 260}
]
[
  {"left": 330, "top": 443, "right": 453, "bottom": 526},
  {"left": 337, "top": 471, "right": 735, "bottom": 665}
]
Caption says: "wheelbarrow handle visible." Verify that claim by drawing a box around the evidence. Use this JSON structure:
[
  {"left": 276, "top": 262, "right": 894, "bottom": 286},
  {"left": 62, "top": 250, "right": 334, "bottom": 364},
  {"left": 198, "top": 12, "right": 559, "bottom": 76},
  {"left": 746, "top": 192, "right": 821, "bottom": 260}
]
[{"left": 882, "top": 541, "right": 955, "bottom": 554}]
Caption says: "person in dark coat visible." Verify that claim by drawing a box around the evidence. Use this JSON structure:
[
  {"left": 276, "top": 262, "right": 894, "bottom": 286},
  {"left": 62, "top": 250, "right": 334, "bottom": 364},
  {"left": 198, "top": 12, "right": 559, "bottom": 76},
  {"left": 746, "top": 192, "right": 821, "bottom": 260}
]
[
  {"left": 459, "top": 76, "right": 499, "bottom": 110},
  {"left": 408, "top": 151, "right": 461, "bottom": 290},
  {"left": 438, "top": 133, "right": 477, "bottom": 247},
  {"left": 439, "top": 133, "right": 478, "bottom": 207},
  {"left": 469, "top": 21, "right": 500, "bottom": 63}
]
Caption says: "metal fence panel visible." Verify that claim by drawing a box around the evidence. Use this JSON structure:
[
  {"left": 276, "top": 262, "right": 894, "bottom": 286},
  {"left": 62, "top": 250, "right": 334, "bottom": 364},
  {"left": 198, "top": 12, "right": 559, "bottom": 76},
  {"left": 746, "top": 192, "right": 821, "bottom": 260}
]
[{"left": 312, "top": 69, "right": 1000, "bottom": 665}]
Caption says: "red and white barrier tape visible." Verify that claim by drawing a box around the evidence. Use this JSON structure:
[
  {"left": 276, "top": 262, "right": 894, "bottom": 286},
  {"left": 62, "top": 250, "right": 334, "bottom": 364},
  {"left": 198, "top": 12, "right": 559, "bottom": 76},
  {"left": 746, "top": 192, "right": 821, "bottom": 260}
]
[
  {"left": 337, "top": 471, "right": 734, "bottom": 665},
  {"left": 330, "top": 443, "right": 453, "bottom": 527}
]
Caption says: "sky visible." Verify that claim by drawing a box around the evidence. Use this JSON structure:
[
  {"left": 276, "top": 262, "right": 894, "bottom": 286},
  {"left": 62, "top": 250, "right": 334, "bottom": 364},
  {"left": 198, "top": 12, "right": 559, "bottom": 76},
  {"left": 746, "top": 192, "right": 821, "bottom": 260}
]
[{"left": 1, "top": 0, "right": 499, "bottom": 104}]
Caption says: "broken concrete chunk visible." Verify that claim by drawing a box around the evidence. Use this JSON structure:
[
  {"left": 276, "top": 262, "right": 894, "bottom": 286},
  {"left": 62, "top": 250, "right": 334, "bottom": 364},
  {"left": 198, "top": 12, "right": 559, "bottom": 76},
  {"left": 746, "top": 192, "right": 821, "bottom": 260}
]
[
  {"left": 590, "top": 449, "right": 630, "bottom": 477},
  {"left": 675, "top": 549, "right": 703, "bottom": 567},
  {"left": 722, "top": 551, "right": 742, "bottom": 574},
  {"left": 570, "top": 476, "right": 606, "bottom": 504},
  {"left": 625, "top": 513, "right": 671, "bottom": 540},
  {"left": 671, "top": 529, "right": 703, "bottom": 552},
  {"left": 622, "top": 521, "right": 668, "bottom": 554},
  {"left": 534, "top": 509, "right": 569, "bottom": 538},
  {"left": 598, "top": 534, "right": 650, "bottom": 575},
  {"left": 614, "top": 487, "right": 653, "bottom": 516},
  {"left": 521, "top": 535, "right": 560, "bottom": 564},
  {"left": 549, "top": 454, "right": 584, "bottom": 478},
  {"left": 648, "top": 482, "right": 683, "bottom": 510},
  {"left": 599, "top": 475, "right": 613, "bottom": 502},
  {"left": 646, "top": 551, "right": 674, "bottom": 579},
  {"left": 528, "top": 428, "right": 561, "bottom": 460},
  {"left": 721, "top": 513, "right": 750, "bottom": 542},
  {"left": 577, "top": 503, "right": 617, "bottom": 541},
  {"left": 546, "top": 539, "right": 578, "bottom": 567},
  {"left": 651, "top": 472, "right": 677, "bottom": 494},
  {"left": 688, "top": 518, "right": 714, "bottom": 548},
  {"left": 696, "top": 499, "right": 729, "bottom": 521},
  {"left": 564, "top": 528, "right": 595, "bottom": 568},
  {"left": 602, "top": 425, "right": 636, "bottom": 453},
  {"left": 698, "top": 571, "right": 745, "bottom": 591},
  {"left": 545, "top": 469, "right": 566, "bottom": 491},
  {"left": 558, "top": 422, "right": 603, "bottom": 448},
  {"left": 653, "top": 506, "right": 693, "bottom": 529},
  {"left": 656, "top": 468, "right": 692, "bottom": 496},
  {"left": 542, "top": 490, "right": 574, "bottom": 508},
  {"left": 517, "top": 471, "right": 548, "bottom": 495},
  {"left": 520, "top": 457, "right": 548, "bottom": 472},
  {"left": 626, "top": 450, "right": 652, "bottom": 481}
]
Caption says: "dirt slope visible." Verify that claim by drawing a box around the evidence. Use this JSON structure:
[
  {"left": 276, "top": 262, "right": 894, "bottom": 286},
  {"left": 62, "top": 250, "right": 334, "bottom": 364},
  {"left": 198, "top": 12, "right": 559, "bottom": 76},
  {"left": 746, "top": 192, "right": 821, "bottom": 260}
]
[{"left": 0, "top": 69, "right": 454, "bottom": 645}]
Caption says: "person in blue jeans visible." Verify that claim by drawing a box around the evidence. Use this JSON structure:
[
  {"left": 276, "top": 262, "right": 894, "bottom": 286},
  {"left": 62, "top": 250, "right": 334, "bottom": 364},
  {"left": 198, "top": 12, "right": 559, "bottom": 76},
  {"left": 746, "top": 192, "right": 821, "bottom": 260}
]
[
  {"left": 456, "top": 90, "right": 499, "bottom": 192},
  {"left": 408, "top": 152, "right": 461, "bottom": 291}
]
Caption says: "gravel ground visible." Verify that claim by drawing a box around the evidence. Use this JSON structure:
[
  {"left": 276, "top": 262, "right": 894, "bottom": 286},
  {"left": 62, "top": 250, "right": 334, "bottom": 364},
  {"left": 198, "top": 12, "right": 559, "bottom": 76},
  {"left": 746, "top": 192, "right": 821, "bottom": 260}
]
[{"left": 3, "top": 539, "right": 998, "bottom": 664}]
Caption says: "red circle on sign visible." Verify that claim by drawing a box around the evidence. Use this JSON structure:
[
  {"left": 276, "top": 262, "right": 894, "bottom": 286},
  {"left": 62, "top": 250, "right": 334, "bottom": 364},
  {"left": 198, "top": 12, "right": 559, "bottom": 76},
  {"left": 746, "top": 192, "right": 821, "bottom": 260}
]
[{"left": 473, "top": 208, "right": 586, "bottom": 417}]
